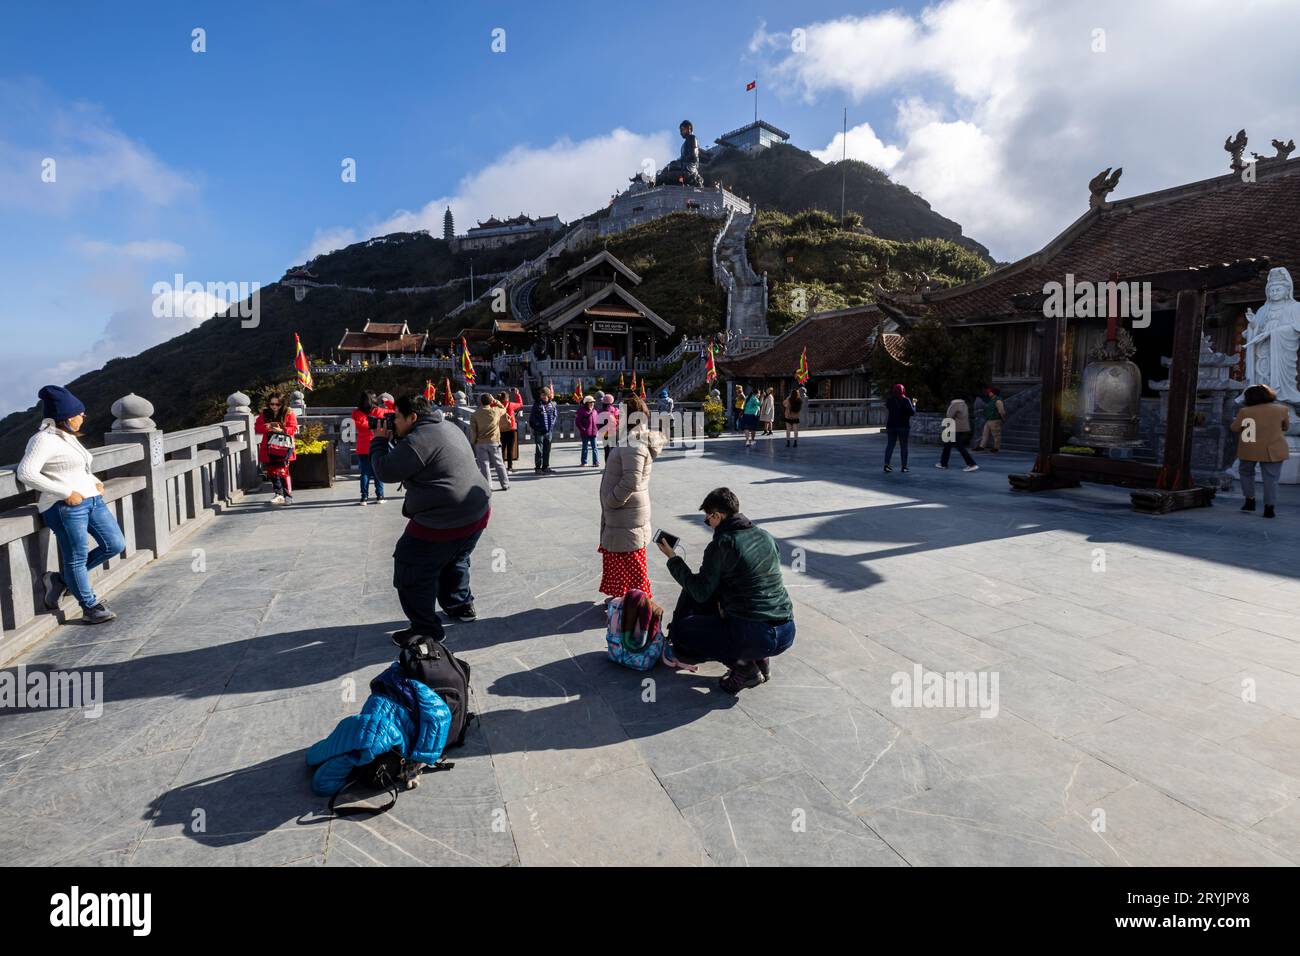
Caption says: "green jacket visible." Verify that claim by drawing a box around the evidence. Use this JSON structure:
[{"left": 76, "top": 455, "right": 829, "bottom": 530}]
[{"left": 667, "top": 516, "right": 792, "bottom": 622}]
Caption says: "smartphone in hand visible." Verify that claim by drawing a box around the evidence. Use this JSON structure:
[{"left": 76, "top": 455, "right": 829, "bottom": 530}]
[{"left": 653, "top": 529, "right": 680, "bottom": 550}]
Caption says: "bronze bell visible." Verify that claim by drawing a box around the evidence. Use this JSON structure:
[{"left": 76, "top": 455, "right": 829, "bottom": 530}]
[{"left": 1074, "top": 315, "right": 1142, "bottom": 448}]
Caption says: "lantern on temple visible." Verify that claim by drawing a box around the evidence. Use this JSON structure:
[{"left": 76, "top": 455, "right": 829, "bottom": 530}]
[{"left": 1072, "top": 276, "right": 1142, "bottom": 448}]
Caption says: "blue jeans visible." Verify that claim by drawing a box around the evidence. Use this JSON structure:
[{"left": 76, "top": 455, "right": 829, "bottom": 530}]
[
  {"left": 358, "top": 453, "right": 384, "bottom": 500},
  {"left": 392, "top": 528, "right": 484, "bottom": 640},
  {"left": 42, "top": 496, "right": 127, "bottom": 609},
  {"left": 1240, "top": 460, "right": 1283, "bottom": 506},
  {"left": 884, "top": 427, "right": 910, "bottom": 468},
  {"left": 667, "top": 591, "right": 795, "bottom": 668},
  {"left": 580, "top": 436, "right": 599, "bottom": 465}
]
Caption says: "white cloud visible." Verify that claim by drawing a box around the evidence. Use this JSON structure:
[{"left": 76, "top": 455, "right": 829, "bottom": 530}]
[
  {"left": 307, "top": 127, "right": 675, "bottom": 258},
  {"left": 764, "top": 0, "right": 1300, "bottom": 260},
  {"left": 301, "top": 226, "right": 359, "bottom": 261},
  {"left": 77, "top": 238, "right": 186, "bottom": 260},
  {"left": 0, "top": 80, "right": 195, "bottom": 214},
  {"left": 812, "top": 120, "right": 902, "bottom": 171}
]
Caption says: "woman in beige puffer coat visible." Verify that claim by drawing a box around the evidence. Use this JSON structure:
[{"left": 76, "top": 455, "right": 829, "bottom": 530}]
[{"left": 598, "top": 397, "right": 667, "bottom": 600}]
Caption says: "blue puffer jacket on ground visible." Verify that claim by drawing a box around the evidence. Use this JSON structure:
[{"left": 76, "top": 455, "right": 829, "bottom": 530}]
[{"left": 305, "top": 663, "right": 452, "bottom": 797}]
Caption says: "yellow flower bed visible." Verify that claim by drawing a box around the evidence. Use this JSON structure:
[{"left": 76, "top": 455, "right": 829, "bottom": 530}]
[{"left": 295, "top": 439, "right": 328, "bottom": 455}]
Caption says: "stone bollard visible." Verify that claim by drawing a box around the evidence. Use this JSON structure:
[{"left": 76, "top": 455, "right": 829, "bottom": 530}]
[
  {"left": 289, "top": 390, "right": 306, "bottom": 421},
  {"left": 224, "top": 391, "right": 259, "bottom": 492},
  {"left": 104, "top": 394, "right": 170, "bottom": 558}
]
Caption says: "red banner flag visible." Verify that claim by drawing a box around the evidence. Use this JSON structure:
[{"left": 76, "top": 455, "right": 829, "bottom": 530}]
[
  {"left": 639, "top": 378, "right": 646, "bottom": 401},
  {"left": 460, "top": 337, "right": 476, "bottom": 387},
  {"left": 745, "top": 80, "right": 756, "bottom": 92},
  {"left": 442, "top": 377, "right": 454, "bottom": 406},
  {"left": 630, "top": 369, "right": 637, "bottom": 391},
  {"left": 619, "top": 372, "right": 625, "bottom": 390},
  {"left": 795, "top": 345, "right": 810, "bottom": 385},
  {"left": 705, "top": 343, "right": 717, "bottom": 384},
  {"left": 572, "top": 378, "right": 583, "bottom": 403},
  {"left": 293, "top": 333, "right": 314, "bottom": 391},
  {"left": 424, "top": 380, "right": 435, "bottom": 401}
]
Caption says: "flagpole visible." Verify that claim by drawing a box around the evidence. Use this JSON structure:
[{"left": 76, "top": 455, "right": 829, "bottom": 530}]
[{"left": 840, "top": 107, "right": 847, "bottom": 223}]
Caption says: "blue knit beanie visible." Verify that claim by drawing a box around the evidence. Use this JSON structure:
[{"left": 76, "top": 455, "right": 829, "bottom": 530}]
[{"left": 38, "top": 385, "right": 86, "bottom": 422}]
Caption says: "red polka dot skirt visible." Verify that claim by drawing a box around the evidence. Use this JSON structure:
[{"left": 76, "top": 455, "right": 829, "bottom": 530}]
[{"left": 598, "top": 546, "right": 652, "bottom": 600}]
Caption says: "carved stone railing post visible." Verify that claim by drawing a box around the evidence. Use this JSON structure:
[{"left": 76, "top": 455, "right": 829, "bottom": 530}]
[
  {"left": 104, "top": 394, "right": 170, "bottom": 558},
  {"left": 224, "top": 391, "right": 259, "bottom": 491}
]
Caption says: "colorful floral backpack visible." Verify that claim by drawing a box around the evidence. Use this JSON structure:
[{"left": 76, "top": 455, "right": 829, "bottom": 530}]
[{"left": 605, "top": 589, "right": 664, "bottom": 671}]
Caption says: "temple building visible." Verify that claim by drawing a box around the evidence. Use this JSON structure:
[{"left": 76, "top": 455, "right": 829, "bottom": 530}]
[
  {"left": 713, "top": 119, "right": 790, "bottom": 154},
  {"left": 720, "top": 304, "right": 892, "bottom": 400},
  {"left": 454, "top": 213, "right": 565, "bottom": 252},
  {"left": 336, "top": 320, "right": 428, "bottom": 365},
  {"left": 529, "top": 250, "right": 675, "bottom": 371},
  {"left": 909, "top": 146, "right": 1300, "bottom": 399}
]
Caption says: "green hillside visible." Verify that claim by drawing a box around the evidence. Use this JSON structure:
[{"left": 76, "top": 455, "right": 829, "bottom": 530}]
[{"left": 698, "top": 144, "right": 991, "bottom": 260}]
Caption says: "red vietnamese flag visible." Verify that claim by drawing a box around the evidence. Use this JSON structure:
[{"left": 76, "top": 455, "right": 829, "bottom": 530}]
[
  {"left": 639, "top": 378, "right": 646, "bottom": 401},
  {"left": 745, "top": 80, "right": 756, "bottom": 92},
  {"left": 424, "top": 380, "right": 435, "bottom": 401},
  {"left": 705, "top": 343, "right": 718, "bottom": 384},
  {"left": 630, "top": 369, "right": 637, "bottom": 391},
  {"left": 442, "top": 377, "right": 454, "bottom": 406}
]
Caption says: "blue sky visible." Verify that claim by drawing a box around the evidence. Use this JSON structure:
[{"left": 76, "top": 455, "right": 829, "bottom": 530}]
[{"left": 3, "top": 0, "right": 1299, "bottom": 417}]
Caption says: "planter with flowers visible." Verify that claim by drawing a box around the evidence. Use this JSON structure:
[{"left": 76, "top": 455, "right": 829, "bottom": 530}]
[{"left": 289, "top": 422, "right": 336, "bottom": 488}]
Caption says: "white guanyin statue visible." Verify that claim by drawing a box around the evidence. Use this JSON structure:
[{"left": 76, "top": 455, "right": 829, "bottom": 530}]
[{"left": 1243, "top": 267, "right": 1300, "bottom": 406}]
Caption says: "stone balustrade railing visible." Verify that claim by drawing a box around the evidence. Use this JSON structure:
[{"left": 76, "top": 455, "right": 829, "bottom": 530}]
[{"left": 0, "top": 391, "right": 261, "bottom": 663}]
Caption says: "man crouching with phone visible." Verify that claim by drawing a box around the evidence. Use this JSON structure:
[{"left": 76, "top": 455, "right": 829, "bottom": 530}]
[
  {"left": 654, "top": 487, "right": 795, "bottom": 694},
  {"left": 371, "top": 394, "right": 491, "bottom": 643}
]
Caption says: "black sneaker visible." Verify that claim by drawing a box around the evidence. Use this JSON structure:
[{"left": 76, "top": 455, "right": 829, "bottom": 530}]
[
  {"left": 82, "top": 603, "right": 117, "bottom": 624},
  {"left": 1241, "top": 498, "right": 1256, "bottom": 512},
  {"left": 42, "top": 571, "right": 67, "bottom": 611},
  {"left": 1264, "top": 505, "right": 1276, "bottom": 519},
  {"left": 445, "top": 604, "right": 477, "bottom": 622},
  {"left": 883, "top": 465, "right": 893, "bottom": 473},
  {"left": 720, "top": 664, "right": 763, "bottom": 695}
]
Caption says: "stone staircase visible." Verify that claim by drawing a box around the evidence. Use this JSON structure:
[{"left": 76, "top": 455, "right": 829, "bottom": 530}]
[
  {"left": 662, "top": 354, "right": 707, "bottom": 400},
  {"left": 715, "top": 211, "right": 768, "bottom": 338},
  {"left": 511, "top": 275, "right": 540, "bottom": 324},
  {"left": 976, "top": 385, "right": 1040, "bottom": 453}
]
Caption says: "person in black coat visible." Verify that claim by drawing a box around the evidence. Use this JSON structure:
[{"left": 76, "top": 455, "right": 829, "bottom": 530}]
[{"left": 883, "top": 383, "right": 916, "bottom": 473}]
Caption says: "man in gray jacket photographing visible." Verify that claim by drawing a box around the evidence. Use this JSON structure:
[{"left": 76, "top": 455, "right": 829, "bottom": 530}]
[{"left": 371, "top": 394, "right": 491, "bottom": 643}]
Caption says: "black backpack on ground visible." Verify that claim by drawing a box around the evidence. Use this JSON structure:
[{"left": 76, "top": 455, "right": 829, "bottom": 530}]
[
  {"left": 398, "top": 638, "right": 474, "bottom": 749},
  {"left": 328, "top": 746, "right": 453, "bottom": 817}
]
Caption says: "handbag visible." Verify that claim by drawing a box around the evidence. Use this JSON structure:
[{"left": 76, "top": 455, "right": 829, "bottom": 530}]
[{"left": 266, "top": 431, "right": 295, "bottom": 462}]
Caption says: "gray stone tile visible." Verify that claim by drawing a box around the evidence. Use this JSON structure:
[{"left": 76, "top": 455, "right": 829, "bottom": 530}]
[
  {"left": 1071, "top": 711, "right": 1300, "bottom": 830},
  {"left": 507, "top": 765, "right": 711, "bottom": 866},
  {"left": 682, "top": 770, "right": 905, "bottom": 866},
  {"left": 862, "top": 778, "right": 1098, "bottom": 866}
]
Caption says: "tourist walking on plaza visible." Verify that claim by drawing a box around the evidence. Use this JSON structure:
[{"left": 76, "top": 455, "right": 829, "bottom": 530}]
[
  {"left": 371, "top": 394, "right": 490, "bottom": 638},
  {"left": 597, "top": 392, "right": 620, "bottom": 462},
  {"left": 1232, "top": 383, "right": 1291, "bottom": 518},
  {"left": 529, "top": 386, "right": 558, "bottom": 474},
  {"left": 783, "top": 388, "right": 803, "bottom": 447},
  {"left": 497, "top": 388, "right": 523, "bottom": 471},
  {"left": 975, "top": 386, "right": 1005, "bottom": 452},
  {"left": 733, "top": 385, "right": 746, "bottom": 431},
  {"left": 598, "top": 396, "right": 667, "bottom": 602},
  {"left": 470, "top": 394, "right": 510, "bottom": 491},
  {"left": 936, "top": 395, "right": 979, "bottom": 472},
  {"left": 656, "top": 487, "right": 795, "bottom": 694},
  {"left": 17, "top": 385, "right": 126, "bottom": 624},
  {"left": 742, "top": 388, "right": 762, "bottom": 446},
  {"left": 883, "top": 383, "right": 915, "bottom": 473},
  {"left": 255, "top": 391, "right": 298, "bottom": 503},
  {"left": 759, "top": 387, "right": 775, "bottom": 436},
  {"left": 575, "top": 394, "right": 601, "bottom": 466},
  {"left": 351, "top": 391, "right": 385, "bottom": 505}
]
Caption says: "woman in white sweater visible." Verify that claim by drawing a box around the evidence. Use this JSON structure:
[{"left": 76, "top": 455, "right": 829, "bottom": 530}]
[{"left": 15, "top": 386, "right": 125, "bottom": 623}]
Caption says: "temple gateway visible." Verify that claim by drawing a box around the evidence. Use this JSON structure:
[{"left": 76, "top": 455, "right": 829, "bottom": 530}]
[{"left": 528, "top": 250, "right": 675, "bottom": 373}]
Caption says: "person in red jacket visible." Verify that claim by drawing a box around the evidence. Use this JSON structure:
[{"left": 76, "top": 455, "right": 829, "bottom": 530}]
[
  {"left": 254, "top": 392, "right": 298, "bottom": 504},
  {"left": 497, "top": 387, "right": 524, "bottom": 472},
  {"left": 351, "top": 391, "right": 386, "bottom": 505}
]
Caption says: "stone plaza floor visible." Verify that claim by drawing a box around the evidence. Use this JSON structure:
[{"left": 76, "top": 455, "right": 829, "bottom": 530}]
[{"left": 1, "top": 428, "right": 1298, "bottom": 866}]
